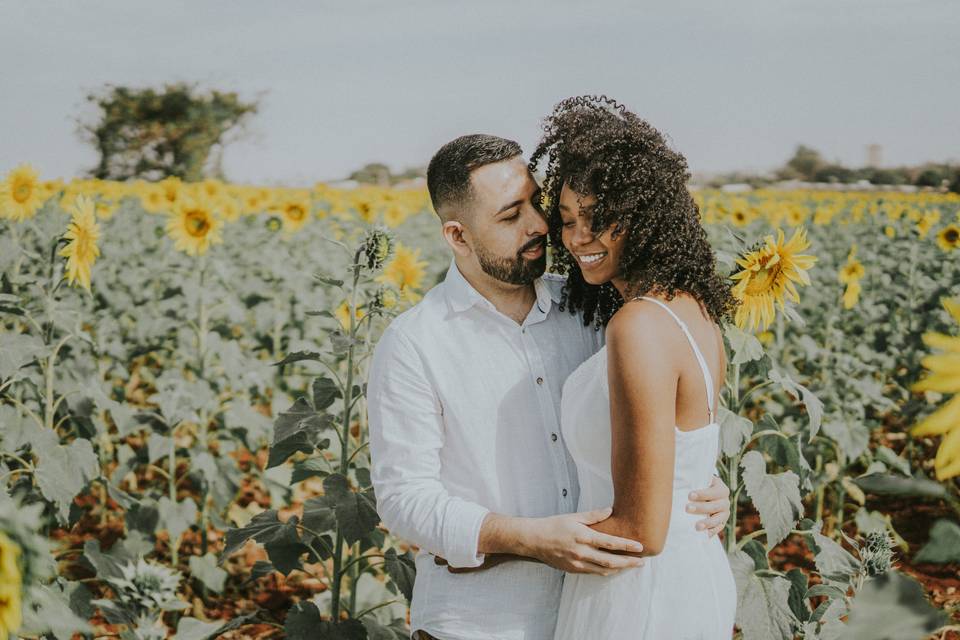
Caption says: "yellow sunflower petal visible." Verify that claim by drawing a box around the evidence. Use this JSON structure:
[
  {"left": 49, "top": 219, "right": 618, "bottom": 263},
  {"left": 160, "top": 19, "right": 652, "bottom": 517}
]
[
  {"left": 912, "top": 394, "right": 960, "bottom": 437},
  {"left": 912, "top": 372, "right": 960, "bottom": 394},
  {"left": 943, "top": 298, "right": 960, "bottom": 325},
  {"left": 920, "top": 353, "right": 960, "bottom": 374},
  {"left": 922, "top": 332, "right": 960, "bottom": 353},
  {"left": 934, "top": 425, "right": 960, "bottom": 480}
]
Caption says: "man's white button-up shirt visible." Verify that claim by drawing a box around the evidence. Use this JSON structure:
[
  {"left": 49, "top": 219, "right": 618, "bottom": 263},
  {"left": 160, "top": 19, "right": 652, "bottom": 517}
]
[{"left": 367, "top": 258, "right": 604, "bottom": 640}]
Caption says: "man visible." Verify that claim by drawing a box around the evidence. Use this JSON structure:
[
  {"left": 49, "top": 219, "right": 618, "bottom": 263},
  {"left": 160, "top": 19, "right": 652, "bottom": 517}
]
[{"left": 367, "top": 134, "right": 731, "bottom": 640}]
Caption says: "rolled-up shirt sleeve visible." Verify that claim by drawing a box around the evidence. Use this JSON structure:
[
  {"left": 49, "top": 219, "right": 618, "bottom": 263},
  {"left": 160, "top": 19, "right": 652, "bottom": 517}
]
[{"left": 367, "top": 323, "right": 490, "bottom": 568}]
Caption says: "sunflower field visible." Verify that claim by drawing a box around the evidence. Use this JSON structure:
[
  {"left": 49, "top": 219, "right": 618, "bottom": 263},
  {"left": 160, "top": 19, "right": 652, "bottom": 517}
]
[{"left": 1, "top": 163, "right": 959, "bottom": 640}]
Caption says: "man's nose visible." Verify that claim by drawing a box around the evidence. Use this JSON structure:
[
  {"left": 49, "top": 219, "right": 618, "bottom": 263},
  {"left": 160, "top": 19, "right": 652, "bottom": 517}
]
[{"left": 527, "top": 207, "right": 548, "bottom": 236}]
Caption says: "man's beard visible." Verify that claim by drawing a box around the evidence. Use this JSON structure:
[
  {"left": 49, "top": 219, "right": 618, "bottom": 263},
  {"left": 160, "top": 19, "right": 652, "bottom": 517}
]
[{"left": 474, "top": 236, "right": 547, "bottom": 285}]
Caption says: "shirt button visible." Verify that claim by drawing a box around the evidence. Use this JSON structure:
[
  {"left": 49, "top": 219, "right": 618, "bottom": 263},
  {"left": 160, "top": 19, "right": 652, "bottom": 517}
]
[
  {"left": 562, "top": 488, "right": 568, "bottom": 497},
  {"left": 551, "top": 433, "right": 558, "bottom": 442},
  {"left": 536, "top": 377, "right": 544, "bottom": 385}
]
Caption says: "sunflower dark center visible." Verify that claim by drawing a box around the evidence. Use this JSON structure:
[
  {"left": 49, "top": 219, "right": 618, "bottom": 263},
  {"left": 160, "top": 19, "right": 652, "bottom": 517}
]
[
  {"left": 745, "top": 258, "right": 781, "bottom": 295},
  {"left": 185, "top": 211, "right": 210, "bottom": 237},
  {"left": 13, "top": 180, "right": 31, "bottom": 203}
]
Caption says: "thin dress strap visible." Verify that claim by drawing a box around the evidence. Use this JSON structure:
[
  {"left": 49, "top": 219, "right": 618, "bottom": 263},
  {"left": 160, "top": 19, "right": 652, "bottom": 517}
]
[{"left": 634, "top": 296, "right": 717, "bottom": 424}]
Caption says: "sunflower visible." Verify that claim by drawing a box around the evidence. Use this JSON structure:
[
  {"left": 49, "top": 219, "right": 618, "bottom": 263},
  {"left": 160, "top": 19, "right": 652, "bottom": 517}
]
[
  {"left": 813, "top": 208, "right": 835, "bottom": 226},
  {"left": 165, "top": 197, "right": 224, "bottom": 256},
  {"left": 1, "top": 164, "right": 46, "bottom": 222},
  {"left": 377, "top": 243, "right": 427, "bottom": 303},
  {"left": 785, "top": 206, "right": 806, "bottom": 227},
  {"left": 334, "top": 300, "right": 365, "bottom": 330},
  {"left": 730, "top": 209, "right": 749, "bottom": 227},
  {"left": 94, "top": 199, "right": 119, "bottom": 220},
  {"left": 200, "top": 179, "right": 225, "bottom": 201},
  {"left": 916, "top": 211, "right": 940, "bottom": 238},
  {"left": 383, "top": 203, "right": 408, "bottom": 228},
  {"left": 140, "top": 185, "right": 169, "bottom": 213},
  {"left": 730, "top": 227, "right": 817, "bottom": 332},
  {"left": 912, "top": 298, "right": 960, "bottom": 479},
  {"left": 936, "top": 225, "right": 960, "bottom": 252},
  {"left": 842, "top": 279, "right": 862, "bottom": 310},
  {"left": 838, "top": 246, "right": 865, "bottom": 284},
  {"left": 0, "top": 532, "right": 22, "bottom": 640},
  {"left": 216, "top": 196, "right": 241, "bottom": 222},
  {"left": 158, "top": 176, "right": 182, "bottom": 207},
  {"left": 58, "top": 195, "right": 102, "bottom": 291},
  {"left": 838, "top": 245, "right": 864, "bottom": 310},
  {"left": 276, "top": 193, "right": 312, "bottom": 233},
  {"left": 352, "top": 197, "right": 377, "bottom": 223}
]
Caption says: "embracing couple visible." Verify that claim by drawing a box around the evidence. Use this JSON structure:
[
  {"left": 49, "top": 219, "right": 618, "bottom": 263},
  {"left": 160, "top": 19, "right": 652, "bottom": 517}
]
[{"left": 367, "top": 95, "right": 738, "bottom": 640}]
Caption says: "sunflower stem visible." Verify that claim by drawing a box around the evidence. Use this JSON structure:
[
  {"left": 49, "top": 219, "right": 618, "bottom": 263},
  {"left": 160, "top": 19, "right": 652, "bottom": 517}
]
[
  {"left": 725, "top": 361, "right": 742, "bottom": 552},
  {"left": 331, "top": 259, "right": 362, "bottom": 622},
  {"left": 44, "top": 335, "right": 71, "bottom": 431},
  {"left": 775, "top": 311, "right": 785, "bottom": 353},
  {"left": 169, "top": 433, "right": 179, "bottom": 567}
]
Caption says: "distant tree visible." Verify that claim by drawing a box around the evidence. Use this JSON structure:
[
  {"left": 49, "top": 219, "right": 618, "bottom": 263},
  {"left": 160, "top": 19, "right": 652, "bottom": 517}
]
[
  {"left": 949, "top": 168, "right": 960, "bottom": 194},
  {"left": 813, "top": 164, "right": 856, "bottom": 183},
  {"left": 777, "top": 145, "right": 826, "bottom": 181},
  {"left": 79, "top": 83, "right": 258, "bottom": 181},
  {"left": 396, "top": 166, "right": 427, "bottom": 182},
  {"left": 347, "top": 163, "right": 426, "bottom": 185},
  {"left": 868, "top": 168, "right": 907, "bottom": 186},
  {"left": 348, "top": 163, "right": 392, "bottom": 186},
  {"left": 915, "top": 167, "right": 945, "bottom": 188}
]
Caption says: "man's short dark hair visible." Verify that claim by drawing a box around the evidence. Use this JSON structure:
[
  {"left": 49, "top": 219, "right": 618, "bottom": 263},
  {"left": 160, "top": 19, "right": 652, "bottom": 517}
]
[{"left": 426, "top": 134, "right": 522, "bottom": 221}]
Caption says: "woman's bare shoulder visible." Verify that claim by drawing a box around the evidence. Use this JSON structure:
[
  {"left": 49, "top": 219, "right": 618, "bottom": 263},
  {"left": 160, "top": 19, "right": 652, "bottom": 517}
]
[{"left": 606, "top": 300, "right": 683, "bottom": 359}]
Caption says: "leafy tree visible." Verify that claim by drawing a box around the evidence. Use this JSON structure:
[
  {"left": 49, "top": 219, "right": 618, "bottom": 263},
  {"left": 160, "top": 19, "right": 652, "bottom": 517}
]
[
  {"left": 813, "top": 164, "right": 856, "bottom": 184},
  {"left": 778, "top": 145, "right": 826, "bottom": 181},
  {"left": 348, "top": 163, "right": 392, "bottom": 186},
  {"left": 348, "top": 163, "right": 426, "bottom": 185},
  {"left": 915, "top": 167, "right": 945, "bottom": 188},
  {"left": 950, "top": 168, "right": 960, "bottom": 194},
  {"left": 868, "top": 168, "right": 906, "bottom": 186},
  {"left": 80, "top": 83, "right": 258, "bottom": 181}
]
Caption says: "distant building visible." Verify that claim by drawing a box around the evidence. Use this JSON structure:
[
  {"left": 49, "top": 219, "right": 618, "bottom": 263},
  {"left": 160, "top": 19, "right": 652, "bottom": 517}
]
[{"left": 866, "top": 144, "right": 883, "bottom": 168}]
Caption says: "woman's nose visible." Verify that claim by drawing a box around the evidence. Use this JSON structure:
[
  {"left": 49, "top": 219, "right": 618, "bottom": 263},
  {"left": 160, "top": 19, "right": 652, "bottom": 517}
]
[{"left": 571, "top": 221, "right": 594, "bottom": 247}]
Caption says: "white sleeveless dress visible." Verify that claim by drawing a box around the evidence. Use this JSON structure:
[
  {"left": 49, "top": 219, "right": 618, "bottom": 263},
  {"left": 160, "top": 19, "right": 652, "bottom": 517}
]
[{"left": 553, "top": 296, "right": 737, "bottom": 640}]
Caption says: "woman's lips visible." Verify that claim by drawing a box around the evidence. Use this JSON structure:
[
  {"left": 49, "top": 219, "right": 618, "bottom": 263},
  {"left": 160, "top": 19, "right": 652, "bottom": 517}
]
[{"left": 577, "top": 252, "right": 608, "bottom": 270}]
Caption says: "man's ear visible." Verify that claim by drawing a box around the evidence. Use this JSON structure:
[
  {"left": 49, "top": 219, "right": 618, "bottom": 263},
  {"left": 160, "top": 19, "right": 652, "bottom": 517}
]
[{"left": 441, "top": 220, "right": 472, "bottom": 257}]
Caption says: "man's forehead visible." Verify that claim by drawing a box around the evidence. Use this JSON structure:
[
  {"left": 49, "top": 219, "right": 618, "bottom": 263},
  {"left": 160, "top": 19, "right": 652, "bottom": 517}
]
[{"left": 470, "top": 156, "right": 534, "bottom": 193}]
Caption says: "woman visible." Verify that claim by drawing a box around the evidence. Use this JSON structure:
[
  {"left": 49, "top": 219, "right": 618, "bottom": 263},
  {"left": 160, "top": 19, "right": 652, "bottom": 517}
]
[{"left": 528, "top": 95, "right": 738, "bottom": 639}]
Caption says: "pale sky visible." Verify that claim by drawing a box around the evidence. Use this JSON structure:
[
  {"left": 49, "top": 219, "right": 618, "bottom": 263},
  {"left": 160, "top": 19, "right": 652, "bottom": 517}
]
[{"left": 2, "top": 0, "right": 958, "bottom": 185}]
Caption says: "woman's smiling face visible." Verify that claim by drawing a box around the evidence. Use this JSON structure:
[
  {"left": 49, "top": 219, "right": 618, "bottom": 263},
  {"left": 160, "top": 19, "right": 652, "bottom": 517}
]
[{"left": 558, "top": 181, "right": 627, "bottom": 286}]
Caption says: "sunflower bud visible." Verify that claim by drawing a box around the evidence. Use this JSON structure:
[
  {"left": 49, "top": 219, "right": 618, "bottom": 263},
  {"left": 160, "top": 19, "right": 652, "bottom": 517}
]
[
  {"left": 104, "top": 557, "right": 183, "bottom": 618},
  {"left": 861, "top": 531, "right": 894, "bottom": 577},
  {"left": 359, "top": 225, "right": 394, "bottom": 271},
  {"left": 371, "top": 285, "right": 399, "bottom": 311}
]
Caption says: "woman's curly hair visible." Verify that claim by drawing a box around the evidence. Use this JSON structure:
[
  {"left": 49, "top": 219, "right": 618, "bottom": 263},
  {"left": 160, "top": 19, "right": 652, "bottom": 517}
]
[{"left": 529, "top": 95, "right": 738, "bottom": 329}]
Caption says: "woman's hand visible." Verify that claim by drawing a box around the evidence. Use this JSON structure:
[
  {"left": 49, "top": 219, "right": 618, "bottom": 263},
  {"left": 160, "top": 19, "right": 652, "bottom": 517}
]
[{"left": 686, "top": 475, "right": 730, "bottom": 538}]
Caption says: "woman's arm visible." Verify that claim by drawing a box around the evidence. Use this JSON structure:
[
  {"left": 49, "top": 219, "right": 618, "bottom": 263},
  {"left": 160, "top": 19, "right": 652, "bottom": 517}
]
[{"left": 588, "top": 305, "right": 679, "bottom": 556}]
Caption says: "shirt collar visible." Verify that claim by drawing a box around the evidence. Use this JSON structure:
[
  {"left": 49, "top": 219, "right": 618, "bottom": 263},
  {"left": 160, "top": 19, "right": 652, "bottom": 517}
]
[{"left": 443, "top": 257, "right": 560, "bottom": 316}]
